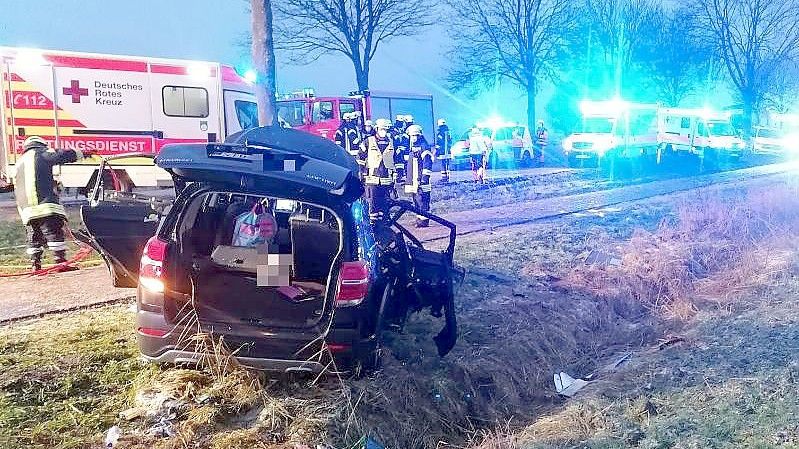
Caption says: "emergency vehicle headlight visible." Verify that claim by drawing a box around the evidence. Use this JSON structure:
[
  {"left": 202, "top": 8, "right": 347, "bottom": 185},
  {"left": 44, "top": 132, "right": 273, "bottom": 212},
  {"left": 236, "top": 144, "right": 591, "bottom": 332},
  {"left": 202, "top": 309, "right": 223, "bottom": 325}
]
[
  {"left": 188, "top": 63, "right": 213, "bottom": 79},
  {"left": 14, "top": 49, "right": 48, "bottom": 67}
]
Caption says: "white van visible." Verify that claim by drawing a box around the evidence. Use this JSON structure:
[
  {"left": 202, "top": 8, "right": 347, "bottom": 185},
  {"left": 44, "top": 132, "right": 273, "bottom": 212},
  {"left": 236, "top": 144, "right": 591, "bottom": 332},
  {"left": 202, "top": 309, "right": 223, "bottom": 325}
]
[{"left": 657, "top": 108, "right": 745, "bottom": 162}]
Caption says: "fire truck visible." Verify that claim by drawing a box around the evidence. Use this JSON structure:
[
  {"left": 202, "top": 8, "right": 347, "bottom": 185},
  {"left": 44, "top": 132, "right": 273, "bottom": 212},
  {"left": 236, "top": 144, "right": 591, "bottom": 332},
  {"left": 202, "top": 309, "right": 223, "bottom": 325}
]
[
  {"left": 1, "top": 47, "right": 257, "bottom": 190},
  {"left": 276, "top": 90, "right": 435, "bottom": 140},
  {"left": 561, "top": 99, "right": 659, "bottom": 167}
]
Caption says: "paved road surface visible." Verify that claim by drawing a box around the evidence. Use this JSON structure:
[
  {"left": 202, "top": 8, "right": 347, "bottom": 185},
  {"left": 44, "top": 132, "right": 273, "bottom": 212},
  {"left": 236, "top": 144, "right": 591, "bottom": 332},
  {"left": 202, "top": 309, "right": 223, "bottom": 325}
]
[
  {"left": 416, "top": 161, "right": 798, "bottom": 242},
  {"left": 0, "top": 266, "right": 134, "bottom": 323}
]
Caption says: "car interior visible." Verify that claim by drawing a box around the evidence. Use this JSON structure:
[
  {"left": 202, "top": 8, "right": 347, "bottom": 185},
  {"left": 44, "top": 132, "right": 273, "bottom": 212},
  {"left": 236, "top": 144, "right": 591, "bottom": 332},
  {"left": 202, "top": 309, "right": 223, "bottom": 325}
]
[{"left": 171, "top": 191, "right": 343, "bottom": 328}]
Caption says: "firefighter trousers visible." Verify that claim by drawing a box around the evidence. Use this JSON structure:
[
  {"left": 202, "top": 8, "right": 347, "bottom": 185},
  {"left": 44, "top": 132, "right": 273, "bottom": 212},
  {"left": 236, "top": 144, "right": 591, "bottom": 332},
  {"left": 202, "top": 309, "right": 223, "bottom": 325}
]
[
  {"left": 439, "top": 158, "right": 451, "bottom": 182},
  {"left": 26, "top": 214, "right": 68, "bottom": 262},
  {"left": 413, "top": 190, "right": 431, "bottom": 227},
  {"left": 366, "top": 185, "right": 391, "bottom": 222}
]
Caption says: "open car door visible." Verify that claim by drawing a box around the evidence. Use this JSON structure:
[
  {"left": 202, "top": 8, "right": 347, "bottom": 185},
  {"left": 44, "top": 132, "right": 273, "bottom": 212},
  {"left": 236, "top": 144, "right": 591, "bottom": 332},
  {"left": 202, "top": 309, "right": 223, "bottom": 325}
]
[
  {"left": 378, "top": 200, "right": 462, "bottom": 356},
  {"left": 76, "top": 154, "right": 173, "bottom": 287}
]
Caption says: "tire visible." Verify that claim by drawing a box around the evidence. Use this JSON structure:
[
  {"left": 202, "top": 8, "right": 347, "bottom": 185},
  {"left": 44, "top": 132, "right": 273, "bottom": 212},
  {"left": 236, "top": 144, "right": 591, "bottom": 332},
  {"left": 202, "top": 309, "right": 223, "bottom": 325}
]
[{"left": 349, "top": 283, "right": 391, "bottom": 377}]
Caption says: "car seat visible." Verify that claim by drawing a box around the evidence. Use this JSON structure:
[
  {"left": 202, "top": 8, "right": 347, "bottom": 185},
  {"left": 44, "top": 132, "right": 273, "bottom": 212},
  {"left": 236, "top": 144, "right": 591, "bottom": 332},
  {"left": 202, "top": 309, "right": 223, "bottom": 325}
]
[{"left": 290, "top": 206, "right": 340, "bottom": 283}]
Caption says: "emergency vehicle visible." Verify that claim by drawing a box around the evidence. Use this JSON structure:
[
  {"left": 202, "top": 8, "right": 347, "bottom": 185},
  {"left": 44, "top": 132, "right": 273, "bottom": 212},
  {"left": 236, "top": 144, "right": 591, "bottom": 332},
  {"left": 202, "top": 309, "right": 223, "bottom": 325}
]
[
  {"left": 752, "top": 126, "right": 788, "bottom": 155},
  {"left": 1, "top": 47, "right": 257, "bottom": 190},
  {"left": 561, "top": 100, "right": 659, "bottom": 167},
  {"left": 657, "top": 108, "right": 745, "bottom": 162},
  {"left": 276, "top": 90, "right": 434, "bottom": 140}
]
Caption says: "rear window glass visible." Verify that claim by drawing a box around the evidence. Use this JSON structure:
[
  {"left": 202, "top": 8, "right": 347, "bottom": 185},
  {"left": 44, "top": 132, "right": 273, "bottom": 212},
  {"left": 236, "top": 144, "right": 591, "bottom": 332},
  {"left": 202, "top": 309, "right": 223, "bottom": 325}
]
[
  {"left": 235, "top": 100, "right": 259, "bottom": 130},
  {"left": 162, "top": 86, "right": 209, "bottom": 118}
]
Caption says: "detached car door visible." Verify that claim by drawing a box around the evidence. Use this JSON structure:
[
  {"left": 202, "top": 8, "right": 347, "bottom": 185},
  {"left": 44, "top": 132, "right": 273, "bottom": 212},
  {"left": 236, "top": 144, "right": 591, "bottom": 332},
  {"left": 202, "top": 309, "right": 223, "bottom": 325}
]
[{"left": 78, "top": 154, "right": 169, "bottom": 287}]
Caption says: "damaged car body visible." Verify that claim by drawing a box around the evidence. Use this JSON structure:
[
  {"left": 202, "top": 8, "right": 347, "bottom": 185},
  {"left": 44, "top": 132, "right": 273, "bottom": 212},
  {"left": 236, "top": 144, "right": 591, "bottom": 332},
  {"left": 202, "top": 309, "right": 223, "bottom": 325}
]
[{"left": 78, "top": 126, "right": 461, "bottom": 374}]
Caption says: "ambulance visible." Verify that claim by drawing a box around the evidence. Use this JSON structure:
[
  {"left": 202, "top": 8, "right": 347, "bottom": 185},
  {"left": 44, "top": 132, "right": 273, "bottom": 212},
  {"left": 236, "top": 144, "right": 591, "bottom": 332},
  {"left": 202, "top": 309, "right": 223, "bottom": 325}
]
[
  {"left": 657, "top": 108, "right": 746, "bottom": 162},
  {"left": 561, "top": 99, "right": 659, "bottom": 167},
  {"left": 1, "top": 47, "right": 258, "bottom": 190}
]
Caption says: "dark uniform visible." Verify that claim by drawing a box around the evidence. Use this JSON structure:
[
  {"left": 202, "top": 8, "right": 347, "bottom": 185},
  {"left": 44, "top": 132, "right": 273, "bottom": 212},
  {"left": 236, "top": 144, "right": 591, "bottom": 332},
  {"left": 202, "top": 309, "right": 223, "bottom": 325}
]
[
  {"left": 363, "top": 132, "right": 396, "bottom": 222},
  {"left": 392, "top": 118, "right": 409, "bottom": 184},
  {"left": 13, "top": 136, "right": 86, "bottom": 270},
  {"left": 404, "top": 128, "right": 433, "bottom": 227},
  {"left": 435, "top": 122, "right": 453, "bottom": 182}
]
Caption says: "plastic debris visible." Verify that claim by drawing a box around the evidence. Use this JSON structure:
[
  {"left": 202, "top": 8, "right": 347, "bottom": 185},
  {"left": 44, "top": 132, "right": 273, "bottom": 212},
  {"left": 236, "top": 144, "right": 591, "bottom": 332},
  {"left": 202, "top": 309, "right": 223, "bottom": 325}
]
[
  {"left": 119, "top": 407, "right": 145, "bottom": 421},
  {"left": 554, "top": 371, "right": 590, "bottom": 398},
  {"left": 105, "top": 426, "right": 121, "bottom": 448}
]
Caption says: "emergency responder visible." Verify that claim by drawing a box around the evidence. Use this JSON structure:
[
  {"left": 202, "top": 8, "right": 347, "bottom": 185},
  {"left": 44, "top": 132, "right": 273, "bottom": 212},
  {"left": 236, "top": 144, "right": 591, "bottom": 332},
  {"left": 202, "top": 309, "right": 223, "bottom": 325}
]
[
  {"left": 468, "top": 126, "right": 489, "bottom": 184},
  {"left": 334, "top": 113, "right": 352, "bottom": 152},
  {"left": 363, "top": 119, "right": 396, "bottom": 222},
  {"left": 405, "top": 125, "right": 434, "bottom": 227},
  {"left": 435, "top": 119, "right": 453, "bottom": 183},
  {"left": 393, "top": 115, "right": 409, "bottom": 184},
  {"left": 534, "top": 120, "right": 548, "bottom": 166},
  {"left": 12, "top": 136, "right": 90, "bottom": 271},
  {"left": 362, "top": 119, "right": 375, "bottom": 138}
]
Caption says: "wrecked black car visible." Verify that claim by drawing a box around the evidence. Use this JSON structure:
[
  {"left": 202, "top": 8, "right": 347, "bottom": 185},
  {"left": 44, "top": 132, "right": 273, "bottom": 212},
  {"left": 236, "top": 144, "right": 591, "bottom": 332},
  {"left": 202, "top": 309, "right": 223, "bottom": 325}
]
[{"left": 78, "top": 126, "right": 460, "bottom": 374}]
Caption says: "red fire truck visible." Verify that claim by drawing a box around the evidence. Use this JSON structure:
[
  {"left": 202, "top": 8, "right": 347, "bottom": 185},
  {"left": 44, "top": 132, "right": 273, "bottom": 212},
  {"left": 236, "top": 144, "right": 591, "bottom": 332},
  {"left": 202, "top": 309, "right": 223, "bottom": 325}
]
[{"left": 276, "top": 90, "right": 435, "bottom": 140}]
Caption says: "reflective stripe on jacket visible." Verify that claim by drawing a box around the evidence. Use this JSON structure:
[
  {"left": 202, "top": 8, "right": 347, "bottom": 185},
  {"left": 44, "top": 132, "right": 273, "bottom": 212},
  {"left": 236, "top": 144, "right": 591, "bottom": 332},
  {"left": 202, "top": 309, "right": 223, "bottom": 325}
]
[{"left": 14, "top": 145, "right": 83, "bottom": 224}]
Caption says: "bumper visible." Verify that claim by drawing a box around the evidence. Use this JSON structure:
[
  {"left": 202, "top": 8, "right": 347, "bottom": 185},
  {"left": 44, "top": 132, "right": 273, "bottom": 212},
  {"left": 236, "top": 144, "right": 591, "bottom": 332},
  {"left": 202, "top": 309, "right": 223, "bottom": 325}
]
[
  {"left": 142, "top": 350, "right": 327, "bottom": 373},
  {"left": 752, "top": 145, "right": 786, "bottom": 156}
]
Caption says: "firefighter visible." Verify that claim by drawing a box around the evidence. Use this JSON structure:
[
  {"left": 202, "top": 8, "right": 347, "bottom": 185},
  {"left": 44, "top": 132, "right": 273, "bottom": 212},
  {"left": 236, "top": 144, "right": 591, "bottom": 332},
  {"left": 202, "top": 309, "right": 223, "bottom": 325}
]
[
  {"left": 435, "top": 119, "right": 453, "bottom": 183},
  {"left": 362, "top": 119, "right": 375, "bottom": 138},
  {"left": 393, "top": 115, "right": 409, "bottom": 184},
  {"left": 334, "top": 113, "right": 352, "bottom": 152},
  {"left": 468, "top": 126, "right": 489, "bottom": 184},
  {"left": 12, "top": 136, "right": 91, "bottom": 271},
  {"left": 363, "top": 119, "right": 396, "bottom": 222},
  {"left": 534, "top": 120, "right": 548, "bottom": 166},
  {"left": 405, "top": 125, "right": 433, "bottom": 227}
]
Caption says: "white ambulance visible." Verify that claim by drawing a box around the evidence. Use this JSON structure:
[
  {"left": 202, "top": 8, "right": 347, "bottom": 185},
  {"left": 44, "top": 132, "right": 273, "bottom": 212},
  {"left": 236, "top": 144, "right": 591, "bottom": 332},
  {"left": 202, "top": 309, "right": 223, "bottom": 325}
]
[
  {"left": 561, "top": 99, "right": 659, "bottom": 167},
  {"left": 1, "top": 47, "right": 258, "bottom": 190},
  {"left": 657, "top": 108, "right": 745, "bottom": 162}
]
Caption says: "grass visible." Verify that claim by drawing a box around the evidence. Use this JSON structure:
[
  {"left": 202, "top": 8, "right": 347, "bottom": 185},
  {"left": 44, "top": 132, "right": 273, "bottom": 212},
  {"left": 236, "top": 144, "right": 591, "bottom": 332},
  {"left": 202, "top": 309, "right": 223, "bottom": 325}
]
[
  {"left": 0, "top": 208, "right": 102, "bottom": 269},
  {"left": 0, "top": 304, "right": 156, "bottom": 449}
]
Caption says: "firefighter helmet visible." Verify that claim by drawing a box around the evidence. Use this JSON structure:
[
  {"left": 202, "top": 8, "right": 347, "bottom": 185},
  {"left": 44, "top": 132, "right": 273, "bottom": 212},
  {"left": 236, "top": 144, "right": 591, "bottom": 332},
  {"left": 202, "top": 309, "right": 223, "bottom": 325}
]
[
  {"left": 23, "top": 136, "right": 48, "bottom": 150},
  {"left": 375, "top": 118, "right": 392, "bottom": 130},
  {"left": 395, "top": 114, "right": 404, "bottom": 121},
  {"left": 404, "top": 115, "right": 414, "bottom": 123},
  {"left": 437, "top": 119, "right": 446, "bottom": 126},
  {"left": 537, "top": 120, "right": 545, "bottom": 128},
  {"left": 365, "top": 119, "right": 373, "bottom": 127},
  {"left": 406, "top": 124, "right": 422, "bottom": 136}
]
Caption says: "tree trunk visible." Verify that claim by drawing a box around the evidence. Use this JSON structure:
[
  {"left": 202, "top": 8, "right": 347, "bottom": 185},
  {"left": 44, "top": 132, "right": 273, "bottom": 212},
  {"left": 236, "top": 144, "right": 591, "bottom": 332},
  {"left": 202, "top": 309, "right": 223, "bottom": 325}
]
[
  {"left": 526, "top": 84, "right": 536, "bottom": 138},
  {"left": 355, "top": 64, "right": 370, "bottom": 92},
  {"left": 252, "top": 0, "right": 277, "bottom": 126},
  {"left": 741, "top": 91, "right": 754, "bottom": 139}
]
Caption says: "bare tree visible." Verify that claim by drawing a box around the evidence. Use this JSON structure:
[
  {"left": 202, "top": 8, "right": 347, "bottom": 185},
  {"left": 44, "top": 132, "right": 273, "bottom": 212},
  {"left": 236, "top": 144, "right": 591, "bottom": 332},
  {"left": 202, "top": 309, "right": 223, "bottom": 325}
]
[
  {"left": 252, "top": 0, "right": 277, "bottom": 125},
  {"left": 446, "top": 0, "right": 578, "bottom": 133},
  {"left": 273, "top": 0, "right": 436, "bottom": 91},
  {"left": 647, "top": 8, "right": 713, "bottom": 106},
  {"left": 695, "top": 0, "right": 799, "bottom": 132}
]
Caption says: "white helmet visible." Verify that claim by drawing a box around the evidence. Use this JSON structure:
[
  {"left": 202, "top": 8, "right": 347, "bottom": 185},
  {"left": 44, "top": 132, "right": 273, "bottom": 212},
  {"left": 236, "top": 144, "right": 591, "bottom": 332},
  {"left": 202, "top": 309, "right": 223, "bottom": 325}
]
[
  {"left": 23, "top": 135, "right": 48, "bottom": 150},
  {"left": 365, "top": 119, "right": 373, "bottom": 127},
  {"left": 404, "top": 115, "right": 414, "bottom": 123},
  {"left": 437, "top": 119, "right": 446, "bottom": 126},
  {"left": 375, "top": 118, "right": 392, "bottom": 130},
  {"left": 406, "top": 124, "right": 422, "bottom": 136},
  {"left": 395, "top": 114, "right": 404, "bottom": 121}
]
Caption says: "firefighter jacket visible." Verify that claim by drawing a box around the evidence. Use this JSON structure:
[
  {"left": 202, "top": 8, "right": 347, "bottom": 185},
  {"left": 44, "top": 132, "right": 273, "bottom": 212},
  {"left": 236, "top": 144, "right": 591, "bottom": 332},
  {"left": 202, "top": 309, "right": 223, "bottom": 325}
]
[
  {"left": 405, "top": 136, "right": 433, "bottom": 194},
  {"left": 335, "top": 124, "right": 360, "bottom": 157},
  {"left": 393, "top": 132, "right": 409, "bottom": 173},
  {"left": 536, "top": 127, "right": 549, "bottom": 148},
  {"left": 14, "top": 145, "right": 84, "bottom": 225},
  {"left": 435, "top": 125, "right": 453, "bottom": 159},
  {"left": 364, "top": 135, "right": 395, "bottom": 186}
]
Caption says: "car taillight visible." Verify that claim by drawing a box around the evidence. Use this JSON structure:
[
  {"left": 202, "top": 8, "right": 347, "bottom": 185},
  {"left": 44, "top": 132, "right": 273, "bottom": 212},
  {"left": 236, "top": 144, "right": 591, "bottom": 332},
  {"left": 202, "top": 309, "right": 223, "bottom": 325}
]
[
  {"left": 335, "top": 261, "right": 370, "bottom": 307},
  {"left": 140, "top": 236, "right": 168, "bottom": 293}
]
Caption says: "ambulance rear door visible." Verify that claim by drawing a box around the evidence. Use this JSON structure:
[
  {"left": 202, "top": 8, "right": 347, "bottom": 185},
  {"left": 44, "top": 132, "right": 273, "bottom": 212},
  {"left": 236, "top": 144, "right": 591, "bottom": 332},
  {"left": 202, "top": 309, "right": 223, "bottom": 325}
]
[
  {"left": 149, "top": 63, "right": 221, "bottom": 149},
  {"left": 3, "top": 57, "right": 58, "bottom": 165}
]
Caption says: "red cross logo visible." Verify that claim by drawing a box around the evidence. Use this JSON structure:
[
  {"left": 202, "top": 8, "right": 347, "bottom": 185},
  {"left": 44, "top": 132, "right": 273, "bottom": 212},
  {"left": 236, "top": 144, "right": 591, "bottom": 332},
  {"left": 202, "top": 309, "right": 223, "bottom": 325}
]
[{"left": 62, "top": 80, "right": 88, "bottom": 103}]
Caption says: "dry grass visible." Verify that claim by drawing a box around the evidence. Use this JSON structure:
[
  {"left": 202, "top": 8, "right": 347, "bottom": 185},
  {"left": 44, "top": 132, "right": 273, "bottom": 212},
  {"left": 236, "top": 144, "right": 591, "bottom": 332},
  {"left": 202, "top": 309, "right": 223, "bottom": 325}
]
[{"left": 564, "top": 184, "right": 799, "bottom": 319}]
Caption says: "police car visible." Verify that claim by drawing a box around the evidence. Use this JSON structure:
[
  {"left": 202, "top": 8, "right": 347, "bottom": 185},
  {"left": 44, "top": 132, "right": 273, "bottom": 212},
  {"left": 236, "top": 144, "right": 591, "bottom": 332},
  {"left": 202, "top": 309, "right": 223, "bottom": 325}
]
[{"left": 78, "top": 126, "right": 460, "bottom": 375}]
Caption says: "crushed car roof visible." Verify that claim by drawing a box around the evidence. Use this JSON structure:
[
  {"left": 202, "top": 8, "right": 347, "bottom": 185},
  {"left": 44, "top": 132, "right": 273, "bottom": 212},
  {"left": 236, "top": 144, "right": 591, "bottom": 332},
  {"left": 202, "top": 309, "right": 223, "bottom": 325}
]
[{"left": 155, "top": 126, "right": 362, "bottom": 197}]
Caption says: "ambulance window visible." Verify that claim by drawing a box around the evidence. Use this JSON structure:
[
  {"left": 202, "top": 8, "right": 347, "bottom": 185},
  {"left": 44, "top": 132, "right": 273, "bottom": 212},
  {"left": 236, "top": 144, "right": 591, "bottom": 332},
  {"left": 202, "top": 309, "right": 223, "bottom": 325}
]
[
  {"left": 163, "top": 86, "right": 209, "bottom": 118},
  {"left": 312, "top": 101, "right": 334, "bottom": 122},
  {"left": 680, "top": 117, "right": 690, "bottom": 129},
  {"left": 697, "top": 122, "right": 707, "bottom": 137},
  {"left": 235, "top": 100, "right": 259, "bottom": 130}
]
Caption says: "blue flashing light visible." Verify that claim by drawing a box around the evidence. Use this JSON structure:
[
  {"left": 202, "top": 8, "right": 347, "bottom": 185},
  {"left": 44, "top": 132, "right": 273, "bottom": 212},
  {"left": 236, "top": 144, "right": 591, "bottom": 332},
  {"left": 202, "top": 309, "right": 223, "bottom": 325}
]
[{"left": 244, "top": 70, "right": 257, "bottom": 83}]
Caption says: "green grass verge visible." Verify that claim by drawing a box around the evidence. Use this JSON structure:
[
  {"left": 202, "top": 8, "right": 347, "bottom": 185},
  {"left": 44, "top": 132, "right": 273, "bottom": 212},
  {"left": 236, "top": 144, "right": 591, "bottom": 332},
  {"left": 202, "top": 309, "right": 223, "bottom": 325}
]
[
  {"left": 0, "top": 210, "right": 102, "bottom": 267},
  {"left": 0, "top": 304, "right": 156, "bottom": 449}
]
